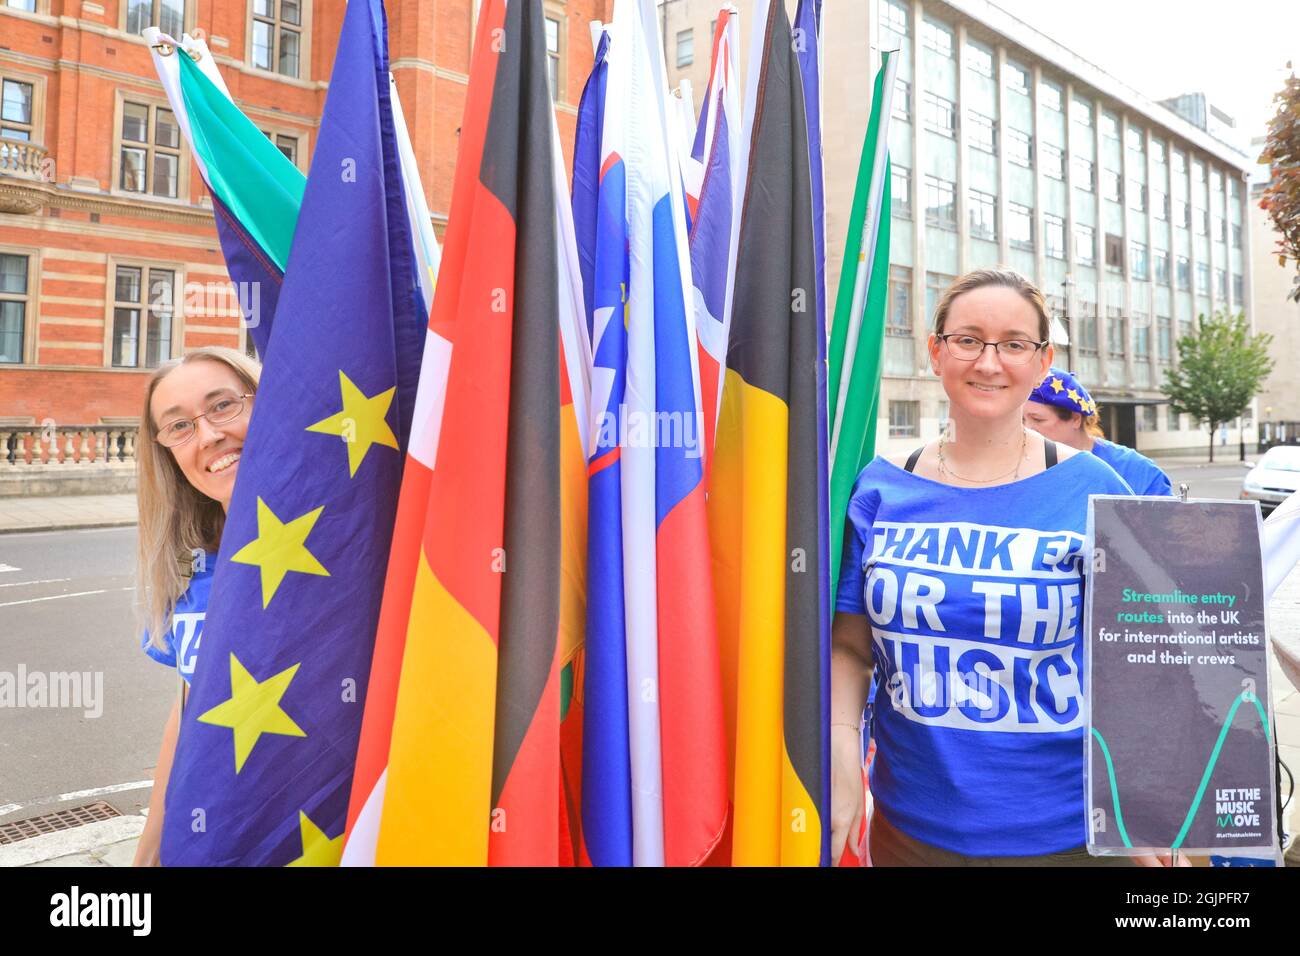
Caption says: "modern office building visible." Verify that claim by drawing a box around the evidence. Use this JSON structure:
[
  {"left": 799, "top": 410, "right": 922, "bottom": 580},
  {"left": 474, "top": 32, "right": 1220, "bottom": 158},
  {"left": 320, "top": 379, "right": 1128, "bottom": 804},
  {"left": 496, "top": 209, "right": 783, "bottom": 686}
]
[
  {"left": 0, "top": 0, "right": 607, "bottom": 432},
  {"left": 664, "top": 0, "right": 1257, "bottom": 456}
]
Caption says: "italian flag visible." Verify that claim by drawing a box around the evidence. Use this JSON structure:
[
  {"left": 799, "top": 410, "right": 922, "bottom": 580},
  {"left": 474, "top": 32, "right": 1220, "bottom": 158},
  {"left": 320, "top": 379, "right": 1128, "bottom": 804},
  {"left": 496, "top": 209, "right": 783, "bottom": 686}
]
[{"left": 828, "top": 49, "right": 898, "bottom": 589}]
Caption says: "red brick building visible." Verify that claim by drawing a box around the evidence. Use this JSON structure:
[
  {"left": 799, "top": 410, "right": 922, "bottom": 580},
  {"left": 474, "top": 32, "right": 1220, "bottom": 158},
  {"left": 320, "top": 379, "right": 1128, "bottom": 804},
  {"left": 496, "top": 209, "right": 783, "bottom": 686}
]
[{"left": 0, "top": 0, "right": 609, "bottom": 432}]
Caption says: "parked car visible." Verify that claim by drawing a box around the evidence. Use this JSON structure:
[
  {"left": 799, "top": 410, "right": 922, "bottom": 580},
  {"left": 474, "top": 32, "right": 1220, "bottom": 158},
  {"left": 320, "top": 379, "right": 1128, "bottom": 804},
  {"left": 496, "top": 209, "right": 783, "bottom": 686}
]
[{"left": 1241, "top": 445, "right": 1300, "bottom": 514}]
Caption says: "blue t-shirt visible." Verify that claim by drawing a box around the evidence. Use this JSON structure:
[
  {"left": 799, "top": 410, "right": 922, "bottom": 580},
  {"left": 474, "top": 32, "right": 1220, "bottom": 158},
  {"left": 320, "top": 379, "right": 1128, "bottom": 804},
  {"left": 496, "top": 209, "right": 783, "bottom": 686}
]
[
  {"left": 1091, "top": 438, "right": 1172, "bottom": 497},
  {"left": 141, "top": 552, "right": 216, "bottom": 686},
  {"left": 836, "top": 452, "right": 1132, "bottom": 856}
]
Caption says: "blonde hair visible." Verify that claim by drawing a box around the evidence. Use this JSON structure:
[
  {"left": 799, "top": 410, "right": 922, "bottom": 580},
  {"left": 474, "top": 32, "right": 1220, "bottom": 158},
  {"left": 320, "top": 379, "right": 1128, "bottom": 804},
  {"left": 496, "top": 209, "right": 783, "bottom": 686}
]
[
  {"left": 931, "top": 268, "right": 1052, "bottom": 342},
  {"left": 136, "top": 346, "right": 261, "bottom": 649}
]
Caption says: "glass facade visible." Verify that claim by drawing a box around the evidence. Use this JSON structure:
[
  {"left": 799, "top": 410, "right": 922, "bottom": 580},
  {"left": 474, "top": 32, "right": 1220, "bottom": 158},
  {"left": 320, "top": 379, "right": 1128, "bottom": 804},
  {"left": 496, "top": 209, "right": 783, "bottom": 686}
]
[{"left": 865, "top": 0, "right": 1250, "bottom": 450}]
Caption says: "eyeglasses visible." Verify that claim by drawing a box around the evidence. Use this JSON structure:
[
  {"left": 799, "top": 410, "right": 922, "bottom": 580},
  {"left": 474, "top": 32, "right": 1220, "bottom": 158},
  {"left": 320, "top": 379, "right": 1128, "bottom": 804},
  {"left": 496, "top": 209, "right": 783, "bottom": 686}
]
[
  {"left": 937, "top": 333, "right": 1047, "bottom": 366},
  {"left": 155, "top": 393, "right": 252, "bottom": 448}
]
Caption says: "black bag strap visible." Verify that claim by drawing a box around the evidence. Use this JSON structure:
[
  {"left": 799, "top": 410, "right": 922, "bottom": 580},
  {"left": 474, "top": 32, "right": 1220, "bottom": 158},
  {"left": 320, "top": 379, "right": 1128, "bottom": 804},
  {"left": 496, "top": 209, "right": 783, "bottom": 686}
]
[{"left": 904, "top": 446, "right": 925, "bottom": 473}]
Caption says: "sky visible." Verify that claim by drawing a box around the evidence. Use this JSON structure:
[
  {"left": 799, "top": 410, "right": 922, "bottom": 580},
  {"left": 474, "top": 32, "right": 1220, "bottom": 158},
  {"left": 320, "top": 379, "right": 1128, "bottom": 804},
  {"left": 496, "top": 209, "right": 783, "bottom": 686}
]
[{"left": 990, "top": 0, "right": 1300, "bottom": 161}]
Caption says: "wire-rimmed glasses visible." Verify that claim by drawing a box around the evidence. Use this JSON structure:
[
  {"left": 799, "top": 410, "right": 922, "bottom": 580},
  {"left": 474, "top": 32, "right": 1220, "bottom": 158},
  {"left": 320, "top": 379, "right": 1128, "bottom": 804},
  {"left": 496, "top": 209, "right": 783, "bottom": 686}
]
[
  {"left": 937, "top": 333, "right": 1047, "bottom": 366},
  {"left": 155, "top": 392, "right": 252, "bottom": 448}
]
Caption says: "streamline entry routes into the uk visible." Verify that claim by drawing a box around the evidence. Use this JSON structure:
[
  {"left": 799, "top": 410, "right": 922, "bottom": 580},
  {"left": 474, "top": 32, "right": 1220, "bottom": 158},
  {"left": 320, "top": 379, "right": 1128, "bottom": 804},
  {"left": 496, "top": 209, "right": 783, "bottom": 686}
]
[
  {"left": 1087, "top": 497, "right": 1279, "bottom": 859},
  {"left": 1120, "top": 588, "right": 1239, "bottom": 606}
]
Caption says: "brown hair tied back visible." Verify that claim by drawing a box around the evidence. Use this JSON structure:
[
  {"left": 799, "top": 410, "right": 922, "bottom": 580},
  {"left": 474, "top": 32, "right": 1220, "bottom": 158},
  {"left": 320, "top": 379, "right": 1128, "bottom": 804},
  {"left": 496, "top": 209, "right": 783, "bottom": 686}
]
[
  {"left": 1049, "top": 403, "right": 1107, "bottom": 440},
  {"left": 931, "top": 268, "right": 1053, "bottom": 342}
]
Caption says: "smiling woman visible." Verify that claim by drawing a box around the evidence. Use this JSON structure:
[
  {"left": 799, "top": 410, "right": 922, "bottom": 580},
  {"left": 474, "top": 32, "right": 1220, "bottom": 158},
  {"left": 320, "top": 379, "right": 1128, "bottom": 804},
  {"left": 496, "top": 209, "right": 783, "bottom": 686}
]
[
  {"left": 130, "top": 345, "right": 260, "bottom": 866},
  {"left": 829, "top": 269, "right": 1157, "bottom": 867}
]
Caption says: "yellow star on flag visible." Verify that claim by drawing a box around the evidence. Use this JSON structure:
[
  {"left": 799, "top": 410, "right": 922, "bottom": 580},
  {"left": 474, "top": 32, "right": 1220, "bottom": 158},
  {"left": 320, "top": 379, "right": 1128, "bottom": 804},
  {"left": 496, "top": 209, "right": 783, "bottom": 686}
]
[
  {"left": 305, "top": 370, "right": 398, "bottom": 477},
  {"left": 231, "top": 498, "right": 330, "bottom": 608},
  {"left": 286, "top": 811, "right": 344, "bottom": 867},
  {"left": 1049, "top": 377, "right": 1065, "bottom": 393},
  {"left": 198, "top": 653, "right": 306, "bottom": 773}
]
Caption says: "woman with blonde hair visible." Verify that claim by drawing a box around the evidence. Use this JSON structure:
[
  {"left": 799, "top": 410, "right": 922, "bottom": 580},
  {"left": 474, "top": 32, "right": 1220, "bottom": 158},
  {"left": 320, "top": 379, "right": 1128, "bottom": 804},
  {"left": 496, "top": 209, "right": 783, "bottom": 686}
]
[
  {"left": 828, "top": 269, "right": 1174, "bottom": 866},
  {"left": 131, "top": 346, "right": 260, "bottom": 866}
]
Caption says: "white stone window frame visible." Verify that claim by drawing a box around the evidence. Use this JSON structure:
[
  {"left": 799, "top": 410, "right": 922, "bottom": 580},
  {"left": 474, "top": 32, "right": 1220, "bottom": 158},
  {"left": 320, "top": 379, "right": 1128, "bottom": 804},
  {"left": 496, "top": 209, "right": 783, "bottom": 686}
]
[
  {"left": 543, "top": 8, "right": 566, "bottom": 105},
  {"left": 103, "top": 256, "right": 187, "bottom": 370},
  {"left": 110, "top": 90, "right": 189, "bottom": 203},
  {"left": 244, "top": 0, "right": 313, "bottom": 82},
  {"left": 119, "top": 0, "right": 195, "bottom": 38},
  {"left": 0, "top": 244, "right": 38, "bottom": 366}
]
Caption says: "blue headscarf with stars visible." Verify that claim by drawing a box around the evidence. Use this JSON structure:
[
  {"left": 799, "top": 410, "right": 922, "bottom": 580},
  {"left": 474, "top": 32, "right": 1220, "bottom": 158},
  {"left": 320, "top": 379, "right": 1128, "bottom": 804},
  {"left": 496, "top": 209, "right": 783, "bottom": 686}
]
[{"left": 1029, "top": 366, "right": 1096, "bottom": 416}]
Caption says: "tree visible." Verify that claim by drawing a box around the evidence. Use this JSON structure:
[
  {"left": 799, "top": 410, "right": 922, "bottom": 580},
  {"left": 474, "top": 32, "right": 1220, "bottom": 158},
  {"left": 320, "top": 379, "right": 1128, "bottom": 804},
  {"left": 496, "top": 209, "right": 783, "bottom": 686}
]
[
  {"left": 1259, "top": 65, "right": 1300, "bottom": 302},
  {"left": 1162, "top": 311, "right": 1274, "bottom": 462}
]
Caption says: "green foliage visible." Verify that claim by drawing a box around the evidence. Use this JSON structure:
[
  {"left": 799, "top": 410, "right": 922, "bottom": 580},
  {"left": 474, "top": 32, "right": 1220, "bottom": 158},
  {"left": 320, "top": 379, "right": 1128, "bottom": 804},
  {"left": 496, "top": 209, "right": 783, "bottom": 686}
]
[
  {"left": 1259, "top": 66, "right": 1300, "bottom": 302},
  {"left": 1163, "top": 311, "right": 1274, "bottom": 460}
]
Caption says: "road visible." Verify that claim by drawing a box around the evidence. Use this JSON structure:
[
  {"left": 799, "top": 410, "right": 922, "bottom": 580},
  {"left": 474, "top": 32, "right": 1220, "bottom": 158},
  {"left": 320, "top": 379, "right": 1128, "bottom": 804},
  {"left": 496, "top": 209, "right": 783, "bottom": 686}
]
[
  {"left": 1162, "top": 460, "right": 1256, "bottom": 505},
  {"left": 0, "top": 526, "right": 172, "bottom": 826}
]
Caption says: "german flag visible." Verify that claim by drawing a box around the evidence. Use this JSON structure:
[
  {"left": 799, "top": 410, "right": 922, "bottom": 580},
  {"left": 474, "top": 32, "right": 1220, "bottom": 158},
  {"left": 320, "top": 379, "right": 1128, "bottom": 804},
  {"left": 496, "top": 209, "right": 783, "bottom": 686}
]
[
  {"left": 355, "top": 0, "right": 564, "bottom": 865},
  {"left": 708, "top": 0, "right": 827, "bottom": 866}
]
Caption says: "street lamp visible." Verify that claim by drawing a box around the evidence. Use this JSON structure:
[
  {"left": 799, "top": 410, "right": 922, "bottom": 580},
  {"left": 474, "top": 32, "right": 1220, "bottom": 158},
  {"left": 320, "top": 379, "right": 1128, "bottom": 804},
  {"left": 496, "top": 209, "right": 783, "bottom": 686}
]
[{"left": 1060, "top": 274, "right": 1074, "bottom": 371}]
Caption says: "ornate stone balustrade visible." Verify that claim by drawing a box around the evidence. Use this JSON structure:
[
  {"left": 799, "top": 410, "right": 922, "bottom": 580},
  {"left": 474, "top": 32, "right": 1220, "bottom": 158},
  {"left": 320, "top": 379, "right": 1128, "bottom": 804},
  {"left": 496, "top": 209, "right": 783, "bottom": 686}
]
[{"left": 0, "top": 425, "right": 138, "bottom": 466}]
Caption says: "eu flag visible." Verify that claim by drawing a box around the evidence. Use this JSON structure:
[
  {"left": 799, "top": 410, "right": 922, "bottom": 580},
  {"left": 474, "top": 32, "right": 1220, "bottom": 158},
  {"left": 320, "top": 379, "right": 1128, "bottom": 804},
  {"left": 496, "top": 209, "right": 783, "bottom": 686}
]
[{"left": 160, "top": 0, "right": 424, "bottom": 866}]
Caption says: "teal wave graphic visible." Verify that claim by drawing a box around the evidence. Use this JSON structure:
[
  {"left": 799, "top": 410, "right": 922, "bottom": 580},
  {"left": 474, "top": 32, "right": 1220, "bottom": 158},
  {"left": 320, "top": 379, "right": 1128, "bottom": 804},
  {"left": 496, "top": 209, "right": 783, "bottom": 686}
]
[{"left": 1091, "top": 691, "right": 1271, "bottom": 850}]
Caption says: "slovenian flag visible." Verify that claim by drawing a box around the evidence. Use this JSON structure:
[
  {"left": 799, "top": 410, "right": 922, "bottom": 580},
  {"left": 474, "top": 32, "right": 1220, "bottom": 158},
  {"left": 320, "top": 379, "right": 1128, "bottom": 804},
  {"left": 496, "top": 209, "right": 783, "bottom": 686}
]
[
  {"left": 626, "top": 0, "right": 728, "bottom": 865},
  {"left": 708, "top": 0, "right": 827, "bottom": 866},
  {"left": 159, "top": 0, "right": 426, "bottom": 866},
  {"left": 145, "top": 28, "right": 438, "bottom": 354}
]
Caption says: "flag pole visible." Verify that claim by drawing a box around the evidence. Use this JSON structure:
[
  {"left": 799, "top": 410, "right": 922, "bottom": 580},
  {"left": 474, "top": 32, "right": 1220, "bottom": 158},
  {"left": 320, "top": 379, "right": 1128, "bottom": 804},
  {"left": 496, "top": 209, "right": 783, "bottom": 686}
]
[{"left": 829, "top": 49, "right": 899, "bottom": 465}]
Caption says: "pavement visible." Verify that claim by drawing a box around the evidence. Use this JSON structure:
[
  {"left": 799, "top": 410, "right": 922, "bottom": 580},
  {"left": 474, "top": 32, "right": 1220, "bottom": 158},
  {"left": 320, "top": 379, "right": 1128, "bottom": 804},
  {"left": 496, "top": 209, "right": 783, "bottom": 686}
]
[
  {"left": 0, "top": 494, "right": 137, "bottom": 535},
  {"left": 0, "top": 815, "right": 146, "bottom": 868},
  {"left": 1157, "top": 458, "right": 1251, "bottom": 470},
  {"left": 1, "top": 459, "right": 1297, "bottom": 866}
]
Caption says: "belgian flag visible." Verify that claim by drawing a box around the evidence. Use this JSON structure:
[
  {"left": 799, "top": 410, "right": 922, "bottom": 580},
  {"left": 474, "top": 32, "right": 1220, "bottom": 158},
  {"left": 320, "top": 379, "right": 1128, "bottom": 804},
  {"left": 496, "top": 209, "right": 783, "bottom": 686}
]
[{"left": 708, "top": 0, "right": 827, "bottom": 865}]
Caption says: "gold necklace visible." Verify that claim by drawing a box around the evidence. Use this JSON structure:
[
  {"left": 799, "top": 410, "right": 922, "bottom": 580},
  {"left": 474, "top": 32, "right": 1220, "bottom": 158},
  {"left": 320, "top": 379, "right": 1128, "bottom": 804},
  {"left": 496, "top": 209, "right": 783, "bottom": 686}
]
[{"left": 937, "top": 426, "right": 1028, "bottom": 484}]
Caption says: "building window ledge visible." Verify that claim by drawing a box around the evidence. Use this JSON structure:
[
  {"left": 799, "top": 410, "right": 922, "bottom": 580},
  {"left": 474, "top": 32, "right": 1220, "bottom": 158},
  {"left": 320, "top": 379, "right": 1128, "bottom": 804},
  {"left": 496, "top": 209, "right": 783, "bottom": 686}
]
[
  {"left": 217, "top": 57, "right": 324, "bottom": 91},
  {"left": 0, "top": 5, "right": 58, "bottom": 27}
]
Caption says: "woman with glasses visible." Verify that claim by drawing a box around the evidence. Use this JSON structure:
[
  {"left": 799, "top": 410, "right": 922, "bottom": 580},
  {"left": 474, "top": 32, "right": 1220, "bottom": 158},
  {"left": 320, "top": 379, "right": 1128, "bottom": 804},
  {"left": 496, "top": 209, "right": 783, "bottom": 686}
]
[
  {"left": 131, "top": 346, "right": 260, "bottom": 866},
  {"left": 830, "top": 269, "right": 1148, "bottom": 866},
  {"left": 1022, "top": 368, "right": 1174, "bottom": 497}
]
